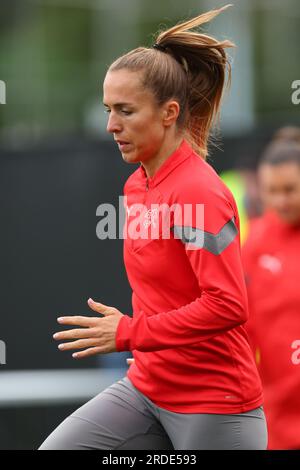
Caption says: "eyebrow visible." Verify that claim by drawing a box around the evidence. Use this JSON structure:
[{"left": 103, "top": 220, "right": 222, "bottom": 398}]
[{"left": 103, "top": 102, "right": 133, "bottom": 108}]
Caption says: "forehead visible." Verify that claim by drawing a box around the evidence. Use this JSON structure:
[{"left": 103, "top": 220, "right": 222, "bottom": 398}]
[
  {"left": 259, "top": 162, "right": 300, "bottom": 185},
  {"left": 103, "top": 69, "right": 150, "bottom": 104}
]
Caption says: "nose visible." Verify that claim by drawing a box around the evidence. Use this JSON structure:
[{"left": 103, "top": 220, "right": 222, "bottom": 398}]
[{"left": 106, "top": 111, "right": 122, "bottom": 134}]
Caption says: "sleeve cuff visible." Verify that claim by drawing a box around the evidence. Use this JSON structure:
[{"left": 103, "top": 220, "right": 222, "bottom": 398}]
[{"left": 115, "top": 314, "right": 133, "bottom": 351}]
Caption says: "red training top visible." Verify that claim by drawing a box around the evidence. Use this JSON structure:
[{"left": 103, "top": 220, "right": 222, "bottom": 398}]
[
  {"left": 242, "top": 210, "right": 300, "bottom": 449},
  {"left": 115, "top": 139, "right": 263, "bottom": 413}
]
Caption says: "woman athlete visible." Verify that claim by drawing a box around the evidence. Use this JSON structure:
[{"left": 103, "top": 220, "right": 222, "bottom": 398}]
[
  {"left": 242, "top": 134, "right": 300, "bottom": 449},
  {"left": 39, "top": 5, "right": 268, "bottom": 450}
]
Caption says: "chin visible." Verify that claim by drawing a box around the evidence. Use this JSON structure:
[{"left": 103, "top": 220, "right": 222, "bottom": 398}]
[{"left": 121, "top": 151, "right": 140, "bottom": 164}]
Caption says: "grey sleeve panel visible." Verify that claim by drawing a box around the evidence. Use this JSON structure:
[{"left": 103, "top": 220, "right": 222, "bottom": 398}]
[{"left": 171, "top": 217, "right": 238, "bottom": 255}]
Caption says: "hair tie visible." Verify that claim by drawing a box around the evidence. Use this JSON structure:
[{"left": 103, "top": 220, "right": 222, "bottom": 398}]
[
  {"left": 152, "top": 43, "right": 167, "bottom": 52},
  {"left": 152, "top": 43, "right": 188, "bottom": 74}
]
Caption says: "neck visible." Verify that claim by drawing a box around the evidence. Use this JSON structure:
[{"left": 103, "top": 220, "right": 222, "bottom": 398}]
[{"left": 141, "top": 133, "right": 184, "bottom": 179}]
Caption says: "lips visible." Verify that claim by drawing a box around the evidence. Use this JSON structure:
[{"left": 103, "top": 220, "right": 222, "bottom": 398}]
[
  {"left": 115, "top": 140, "right": 132, "bottom": 152},
  {"left": 117, "top": 141, "right": 129, "bottom": 147},
  {"left": 116, "top": 140, "right": 130, "bottom": 145}
]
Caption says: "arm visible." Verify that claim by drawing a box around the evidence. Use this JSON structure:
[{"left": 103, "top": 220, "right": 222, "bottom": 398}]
[{"left": 116, "top": 184, "right": 249, "bottom": 352}]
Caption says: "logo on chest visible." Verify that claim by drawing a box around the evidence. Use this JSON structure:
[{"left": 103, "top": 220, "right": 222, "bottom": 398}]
[{"left": 143, "top": 208, "right": 158, "bottom": 228}]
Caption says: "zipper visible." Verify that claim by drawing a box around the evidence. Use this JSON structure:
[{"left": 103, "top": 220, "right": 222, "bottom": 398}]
[{"left": 146, "top": 178, "right": 149, "bottom": 191}]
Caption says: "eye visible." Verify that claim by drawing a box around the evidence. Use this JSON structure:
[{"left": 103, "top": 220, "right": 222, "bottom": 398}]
[
  {"left": 104, "top": 108, "right": 111, "bottom": 114},
  {"left": 121, "top": 110, "right": 132, "bottom": 115}
]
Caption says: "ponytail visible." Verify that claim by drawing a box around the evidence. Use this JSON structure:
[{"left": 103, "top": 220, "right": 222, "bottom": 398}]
[{"left": 108, "top": 4, "right": 235, "bottom": 159}]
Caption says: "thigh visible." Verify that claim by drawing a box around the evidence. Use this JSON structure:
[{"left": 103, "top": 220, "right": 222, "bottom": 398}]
[
  {"left": 38, "top": 376, "right": 174, "bottom": 450},
  {"left": 159, "top": 406, "right": 268, "bottom": 450}
]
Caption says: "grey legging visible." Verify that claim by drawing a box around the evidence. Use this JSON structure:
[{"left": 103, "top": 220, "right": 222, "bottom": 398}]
[{"left": 38, "top": 375, "right": 268, "bottom": 450}]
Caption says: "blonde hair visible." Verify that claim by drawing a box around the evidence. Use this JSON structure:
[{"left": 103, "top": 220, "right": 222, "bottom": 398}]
[{"left": 108, "top": 4, "right": 235, "bottom": 160}]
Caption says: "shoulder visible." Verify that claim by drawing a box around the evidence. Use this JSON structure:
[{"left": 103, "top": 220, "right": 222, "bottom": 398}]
[
  {"left": 176, "top": 153, "right": 235, "bottom": 202},
  {"left": 242, "top": 215, "right": 271, "bottom": 260},
  {"left": 246, "top": 214, "right": 273, "bottom": 243},
  {"left": 171, "top": 154, "right": 238, "bottom": 233},
  {"left": 175, "top": 154, "right": 236, "bottom": 213}
]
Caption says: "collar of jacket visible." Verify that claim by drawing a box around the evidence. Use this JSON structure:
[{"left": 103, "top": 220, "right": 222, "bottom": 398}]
[{"left": 138, "top": 139, "right": 194, "bottom": 190}]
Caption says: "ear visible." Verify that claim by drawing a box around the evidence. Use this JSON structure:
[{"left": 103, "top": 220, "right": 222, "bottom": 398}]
[{"left": 162, "top": 100, "right": 180, "bottom": 127}]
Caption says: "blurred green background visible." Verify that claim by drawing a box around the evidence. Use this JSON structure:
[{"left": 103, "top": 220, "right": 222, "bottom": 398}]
[{"left": 0, "top": 0, "right": 299, "bottom": 146}]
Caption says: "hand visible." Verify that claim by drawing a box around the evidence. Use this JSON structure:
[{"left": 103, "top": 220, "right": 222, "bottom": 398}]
[
  {"left": 126, "top": 358, "right": 135, "bottom": 366},
  {"left": 53, "top": 298, "right": 124, "bottom": 359}
]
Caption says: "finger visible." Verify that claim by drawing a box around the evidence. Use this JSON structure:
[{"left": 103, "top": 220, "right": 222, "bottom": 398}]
[
  {"left": 126, "top": 358, "right": 135, "bottom": 364},
  {"left": 53, "top": 327, "right": 98, "bottom": 341},
  {"left": 72, "top": 346, "right": 107, "bottom": 359},
  {"left": 58, "top": 338, "right": 99, "bottom": 351},
  {"left": 87, "top": 298, "right": 112, "bottom": 314},
  {"left": 57, "top": 316, "right": 98, "bottom": 327}
]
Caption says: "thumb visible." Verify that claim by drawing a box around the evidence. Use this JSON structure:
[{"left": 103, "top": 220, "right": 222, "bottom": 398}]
[{"left": 87, "top": 298, "right": 113, "bottom": 315}]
